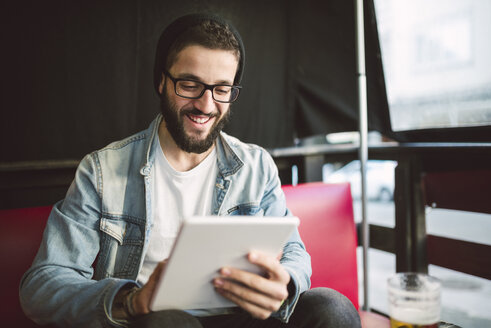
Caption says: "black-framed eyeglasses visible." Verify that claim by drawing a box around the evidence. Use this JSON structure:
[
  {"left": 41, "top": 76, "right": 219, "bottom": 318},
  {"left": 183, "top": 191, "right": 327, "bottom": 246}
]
[{"left": 164, "top": 71, "right": 242, "bottom": 103}]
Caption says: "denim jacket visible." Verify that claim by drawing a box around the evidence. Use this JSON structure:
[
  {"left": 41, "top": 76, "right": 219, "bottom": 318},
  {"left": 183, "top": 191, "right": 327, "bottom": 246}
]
[{"left": 19, "top": 114, "right": 311, "bottom": 328}]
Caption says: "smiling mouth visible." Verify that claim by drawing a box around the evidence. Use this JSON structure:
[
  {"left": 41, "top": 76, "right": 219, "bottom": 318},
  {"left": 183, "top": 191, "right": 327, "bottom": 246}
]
[{"left": 187, "top": 114, "right": 213, "bottom": 124}]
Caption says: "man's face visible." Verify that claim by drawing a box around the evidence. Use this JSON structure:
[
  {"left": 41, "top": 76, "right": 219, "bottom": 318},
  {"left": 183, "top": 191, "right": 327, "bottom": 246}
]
[{"left": 159, "top": 45, "right": 239, "bottom": 154}]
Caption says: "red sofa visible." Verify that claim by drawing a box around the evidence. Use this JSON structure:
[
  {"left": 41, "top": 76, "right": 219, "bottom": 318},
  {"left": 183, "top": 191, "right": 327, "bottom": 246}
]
[
  {"left": 283, "top": 182, "right": 359, "bottom": 308},
  {"left": 2, "top": 182, "right": 388, "bottom": 327},
  {"left": 1, "top": 206, "right": 53, "bottom": 328},
  {"left": 283, "top": 182, "right": 390, "bottom": 327}
]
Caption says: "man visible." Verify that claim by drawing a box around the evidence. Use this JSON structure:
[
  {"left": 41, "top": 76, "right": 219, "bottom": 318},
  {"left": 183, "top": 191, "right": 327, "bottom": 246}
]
[{"left": 20, "top": 14, "right": 361, "bottom": 328}]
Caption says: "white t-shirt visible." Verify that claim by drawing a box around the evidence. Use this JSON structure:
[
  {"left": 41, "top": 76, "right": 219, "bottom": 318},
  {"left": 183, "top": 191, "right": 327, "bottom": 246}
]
[{"left": 137, "top": 141, "right": 218, "bottom": 285}]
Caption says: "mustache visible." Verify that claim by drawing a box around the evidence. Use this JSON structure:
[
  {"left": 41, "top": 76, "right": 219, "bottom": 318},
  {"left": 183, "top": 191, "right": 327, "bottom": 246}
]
[{"left": 181, "top": 107, "right": 219, "bottom": 118}]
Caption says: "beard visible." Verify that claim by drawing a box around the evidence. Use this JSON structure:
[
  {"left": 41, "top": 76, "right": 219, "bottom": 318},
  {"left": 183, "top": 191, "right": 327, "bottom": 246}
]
[{"left": 160, "top": 93, "right": 231, "bottom": 154}]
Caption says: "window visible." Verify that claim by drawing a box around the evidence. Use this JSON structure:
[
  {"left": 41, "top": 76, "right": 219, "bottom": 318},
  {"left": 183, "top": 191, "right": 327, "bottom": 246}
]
[{"left": 375, "top": 0, "right": 491, "bottom": 132}]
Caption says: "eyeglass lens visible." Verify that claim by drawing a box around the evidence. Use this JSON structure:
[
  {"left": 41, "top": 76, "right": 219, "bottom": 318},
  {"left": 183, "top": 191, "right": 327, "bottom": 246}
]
[{"left": 176, "top": 80, "right": 239, "bottom": 103}]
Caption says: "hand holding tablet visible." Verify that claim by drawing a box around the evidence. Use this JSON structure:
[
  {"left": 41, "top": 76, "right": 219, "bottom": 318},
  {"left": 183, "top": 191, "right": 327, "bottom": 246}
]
[
  {"left": 213, "top": 250, "right": 292, "bottom": 319},
  {"left": 148, "top": 216, "right": 299, "bottom": 312}
]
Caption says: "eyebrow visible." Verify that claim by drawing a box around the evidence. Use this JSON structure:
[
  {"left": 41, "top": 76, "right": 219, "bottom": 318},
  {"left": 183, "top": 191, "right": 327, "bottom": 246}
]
[{"left": 176, "top": 72, "right": 234, "bottom": 86}]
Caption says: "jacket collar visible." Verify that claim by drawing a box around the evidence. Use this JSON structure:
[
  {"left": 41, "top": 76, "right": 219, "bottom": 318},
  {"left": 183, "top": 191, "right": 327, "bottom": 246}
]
[{"left": 139, "top": 114, "right": 161, "bottom": 177}]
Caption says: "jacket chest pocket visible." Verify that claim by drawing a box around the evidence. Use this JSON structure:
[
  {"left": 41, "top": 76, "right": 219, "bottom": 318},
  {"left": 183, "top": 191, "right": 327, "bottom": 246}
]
[
  {"left": 226, "top": 202, "right": 264, "bottom": 216},
  {"left": 97, "top": 217, "right": 144, "bottom": 279}
]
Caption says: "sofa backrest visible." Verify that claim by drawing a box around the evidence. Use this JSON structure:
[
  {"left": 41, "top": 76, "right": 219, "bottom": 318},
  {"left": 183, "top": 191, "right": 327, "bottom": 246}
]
[{"left": 282, "top": 182, "right": 359, "bottom": 309}]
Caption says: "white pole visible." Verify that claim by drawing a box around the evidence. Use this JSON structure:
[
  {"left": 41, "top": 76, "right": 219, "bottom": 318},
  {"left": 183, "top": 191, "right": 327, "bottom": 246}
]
[{"left": 355, "top": 0, "right": 370, "bottom": 311}]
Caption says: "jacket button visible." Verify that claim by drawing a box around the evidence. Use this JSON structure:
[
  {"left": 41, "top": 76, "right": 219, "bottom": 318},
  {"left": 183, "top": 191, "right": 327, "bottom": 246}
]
[{"left": 140, "top": 165, "right": 151, "bottom": 176}]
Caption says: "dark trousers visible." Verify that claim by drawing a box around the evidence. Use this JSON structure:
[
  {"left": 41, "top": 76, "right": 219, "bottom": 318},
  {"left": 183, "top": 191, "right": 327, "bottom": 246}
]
[{"left": 129, "top": 288, "right": 361, "bottom": 328}]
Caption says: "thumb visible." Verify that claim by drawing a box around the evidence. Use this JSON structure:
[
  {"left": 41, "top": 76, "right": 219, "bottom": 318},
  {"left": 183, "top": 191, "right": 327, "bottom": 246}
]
[{"left": 136, "top": 260, "right": 168, "bottom": 314}]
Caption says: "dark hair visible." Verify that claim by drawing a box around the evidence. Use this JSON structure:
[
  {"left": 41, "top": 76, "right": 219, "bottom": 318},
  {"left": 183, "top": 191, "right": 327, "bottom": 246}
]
[
  {"left": 153, "top": 14, "right": 245, "bottom": 95},
  {"left": 166, "top": 19, "right": 241, "bottom": 72}
]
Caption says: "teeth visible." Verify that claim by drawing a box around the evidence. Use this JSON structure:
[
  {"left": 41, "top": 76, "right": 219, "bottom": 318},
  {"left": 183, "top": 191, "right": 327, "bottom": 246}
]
[{"left": 189, "top": 115, "right": 210, "bottom": 124}]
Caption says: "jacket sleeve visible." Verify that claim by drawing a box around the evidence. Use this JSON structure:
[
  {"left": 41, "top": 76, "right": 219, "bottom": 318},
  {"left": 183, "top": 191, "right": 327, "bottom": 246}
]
[
  {"left": 259, "top": 151, "right": 312, "bottom": 323},
  {"left": 19, "top": 154, "right": 136, "bottom": 328}
]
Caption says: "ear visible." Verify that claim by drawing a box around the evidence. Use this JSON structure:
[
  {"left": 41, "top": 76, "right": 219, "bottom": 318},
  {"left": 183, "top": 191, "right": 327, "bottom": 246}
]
[{"left": 158, "top": 73, "right": 165, "bottom": 94}]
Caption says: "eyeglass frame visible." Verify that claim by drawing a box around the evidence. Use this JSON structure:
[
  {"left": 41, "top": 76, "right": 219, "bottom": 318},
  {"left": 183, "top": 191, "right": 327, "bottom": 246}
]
[{"left": 163, "top": 70, "right": 242, "bottom": 103}]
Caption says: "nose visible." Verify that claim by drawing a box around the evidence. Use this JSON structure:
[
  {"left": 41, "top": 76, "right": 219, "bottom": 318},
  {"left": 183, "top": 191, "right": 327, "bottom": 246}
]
[{"left": 193, "top": 89, "right": 216, "bottom": 115}]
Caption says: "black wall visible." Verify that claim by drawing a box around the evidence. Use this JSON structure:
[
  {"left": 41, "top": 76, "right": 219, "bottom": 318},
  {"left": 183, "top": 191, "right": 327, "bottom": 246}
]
[
  {"left": 1, "top": 0, "right": 390, "bottom": 164},
  {"left": 1, "top": 1, "right": 288, "bottom": 162}
]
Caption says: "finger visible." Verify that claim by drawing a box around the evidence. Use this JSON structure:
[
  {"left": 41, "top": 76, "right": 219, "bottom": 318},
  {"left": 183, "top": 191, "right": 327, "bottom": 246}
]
[
  {"left": 248, "top": 252, "right": 290, "bottom": 283},
  {"left": 215, "top": 287, "right": 276, "bottom": 320},
  {"left": 147, "top": 260, "right": 167, "bottom": 289},
  {"left": 213, "top": 277, "right": 284, "bottom": 312},
  {"left": 219, "top": 267, "right": 288, "bottom": 301}
]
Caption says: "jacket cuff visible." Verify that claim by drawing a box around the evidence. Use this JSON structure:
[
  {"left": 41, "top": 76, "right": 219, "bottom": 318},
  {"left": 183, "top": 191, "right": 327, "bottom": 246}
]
[
  {"left": 101, "top": 279, "right": 141, "bottom": 327},
  {"left": 271, "top": 270, "right": 301, "bottom": 323}
]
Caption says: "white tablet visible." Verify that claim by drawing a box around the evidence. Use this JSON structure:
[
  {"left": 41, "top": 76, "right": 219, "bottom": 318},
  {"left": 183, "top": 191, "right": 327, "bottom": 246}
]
[{"left": 149, "top": 215, "right": 299, "bottom": 312}]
